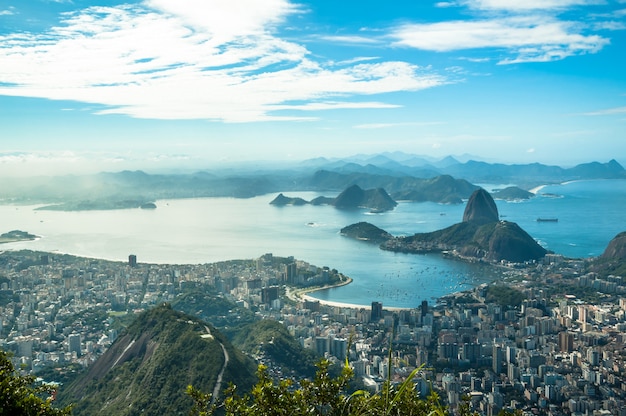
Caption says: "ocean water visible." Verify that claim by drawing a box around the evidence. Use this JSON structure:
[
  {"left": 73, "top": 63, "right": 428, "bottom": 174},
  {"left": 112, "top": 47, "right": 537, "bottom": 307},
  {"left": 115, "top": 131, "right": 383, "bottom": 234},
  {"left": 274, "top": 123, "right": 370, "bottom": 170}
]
[{"left": 1, "top": 179, "right": 624, "bottom": 308}]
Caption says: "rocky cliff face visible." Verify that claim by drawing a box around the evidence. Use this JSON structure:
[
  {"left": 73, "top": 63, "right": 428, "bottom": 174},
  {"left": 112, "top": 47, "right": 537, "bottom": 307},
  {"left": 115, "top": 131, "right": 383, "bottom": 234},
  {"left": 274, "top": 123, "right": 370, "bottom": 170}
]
[
  {"left": 377, "top": 187, "right": 546, "bottom": 263},
  {"left": 463, "top": 189, "right": 499, "bottom": 225},
  {"left": 601, "top": 231, "right": 626, "bottom": 260},
  {"left": 463, "top": 221, "right": 547, "bottom": 263}
]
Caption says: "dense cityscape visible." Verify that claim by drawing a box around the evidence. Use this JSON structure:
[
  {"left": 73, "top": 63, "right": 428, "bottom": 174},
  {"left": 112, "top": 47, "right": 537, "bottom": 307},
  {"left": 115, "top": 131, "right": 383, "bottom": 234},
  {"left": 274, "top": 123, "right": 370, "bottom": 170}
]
[{"left": 1, "top": 248, "right": 625, "bottom": 416}]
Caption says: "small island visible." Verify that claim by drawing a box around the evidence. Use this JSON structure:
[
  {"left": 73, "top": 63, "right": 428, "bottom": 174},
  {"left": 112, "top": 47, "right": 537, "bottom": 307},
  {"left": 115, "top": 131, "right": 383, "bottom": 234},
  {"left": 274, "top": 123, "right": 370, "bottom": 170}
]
[
  {"left": 340, "top": 222, "right": 393, "bottom": 243},
  {"left": 270, "top": 184, "right": 397, "bottom": 213},
  {"left": 491, "top": 186, "right": 534, "bottom": 201},
  {"left": 0, "top": 230, "right": 38, "bottom": 244}
]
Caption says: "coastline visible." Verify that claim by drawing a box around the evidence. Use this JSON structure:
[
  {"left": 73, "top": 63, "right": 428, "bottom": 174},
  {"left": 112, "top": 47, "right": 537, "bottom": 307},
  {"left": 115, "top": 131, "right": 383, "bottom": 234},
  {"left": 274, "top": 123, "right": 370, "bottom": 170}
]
[
  {"left": 289, "top": 276, "right": 415, "bottom": 311},
  {"left": 302, "top": 292, "right": 414, "bottom": 311}
]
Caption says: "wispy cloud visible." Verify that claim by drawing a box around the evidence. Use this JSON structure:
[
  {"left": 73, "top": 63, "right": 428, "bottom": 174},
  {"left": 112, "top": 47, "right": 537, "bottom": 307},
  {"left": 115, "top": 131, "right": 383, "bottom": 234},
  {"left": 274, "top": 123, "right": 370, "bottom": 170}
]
[
  {"left": 583, "top": 106, "right": 626, "bottom": 116},
  {"left": 317, "top": 35, "right": 381, "bottom": 45},
  {"left": 391, "top": 16, "right": 608, "bottom": 63},
  {"left": 354, "top": 121, "right": 444, "bottom": 129},
  {"left": 461, "top": 0, "right": 604, "bottom": 11},
  {"left": 276, "top": 101, "right": 401, "bottom": 112},
  {"left": 593, "top": 20, "right": 626, "bottom": 30},
  {"left": 457, "top": 56, "right": 492, "bottom": 62},
  {"left": 0, "top": 7, "right": 15, "bottom": 16},
  {"left": 0, "top": 1, "right": 444, "bottom": 123},
  {"left": 333, "top": 56, "right": 380, "bottom": 66}
]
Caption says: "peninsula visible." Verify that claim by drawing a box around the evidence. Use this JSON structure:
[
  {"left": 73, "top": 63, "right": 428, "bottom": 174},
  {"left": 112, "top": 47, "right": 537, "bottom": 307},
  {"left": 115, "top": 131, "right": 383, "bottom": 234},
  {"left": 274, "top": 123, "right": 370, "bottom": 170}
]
[{"left": 342, "top": 188, "right": 547, "bottom": 263}]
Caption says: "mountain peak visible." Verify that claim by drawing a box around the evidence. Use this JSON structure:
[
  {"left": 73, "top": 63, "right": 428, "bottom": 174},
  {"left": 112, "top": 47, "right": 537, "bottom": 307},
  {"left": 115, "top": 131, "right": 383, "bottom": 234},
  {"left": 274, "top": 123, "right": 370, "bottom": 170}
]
[{"left": 462, "top": 189, "right": 499, "bottom": 225}]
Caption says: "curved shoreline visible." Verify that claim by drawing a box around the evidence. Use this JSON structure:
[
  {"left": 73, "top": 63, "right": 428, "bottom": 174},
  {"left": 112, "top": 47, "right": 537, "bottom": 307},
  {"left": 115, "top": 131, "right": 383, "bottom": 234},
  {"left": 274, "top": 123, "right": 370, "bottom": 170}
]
[{"left": 289, "top": 276, "right": 416, "bottom": 311}]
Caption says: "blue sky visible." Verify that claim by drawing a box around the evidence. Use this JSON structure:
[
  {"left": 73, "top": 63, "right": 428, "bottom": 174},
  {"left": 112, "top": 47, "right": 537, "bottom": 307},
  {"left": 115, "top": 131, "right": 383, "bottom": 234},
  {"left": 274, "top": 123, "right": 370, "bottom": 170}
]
[{"left": 1, "top": 0, "right": 625, "bottom": 175}]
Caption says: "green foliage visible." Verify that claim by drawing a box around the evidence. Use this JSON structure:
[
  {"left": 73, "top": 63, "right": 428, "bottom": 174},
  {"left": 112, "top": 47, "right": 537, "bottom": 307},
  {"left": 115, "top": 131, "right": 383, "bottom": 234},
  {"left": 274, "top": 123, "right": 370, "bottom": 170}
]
[
  {"left": 232, "top": 319, "right": 319, "bottom": 378},
  {"left": 58, "top": 304, "right": 257, "bottom": 416},
  {"left": 171, "top": 290, "right": 257, "bottom": 337},
  {"left": 0, "top": 350, "right": 72, "bottom": 416},
  {"left": 485, "top": 285, "right": 524, "bottom": 307},
  {"left": 189, "top": 359, "right": 450, "bottom": 416}
]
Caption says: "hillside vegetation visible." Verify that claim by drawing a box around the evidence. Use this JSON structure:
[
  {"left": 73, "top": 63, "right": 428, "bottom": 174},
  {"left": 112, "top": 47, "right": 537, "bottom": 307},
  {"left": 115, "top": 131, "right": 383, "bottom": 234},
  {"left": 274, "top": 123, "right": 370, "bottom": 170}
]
[{"left": 58, "top": 304, "right": 257, "bottom": 416}]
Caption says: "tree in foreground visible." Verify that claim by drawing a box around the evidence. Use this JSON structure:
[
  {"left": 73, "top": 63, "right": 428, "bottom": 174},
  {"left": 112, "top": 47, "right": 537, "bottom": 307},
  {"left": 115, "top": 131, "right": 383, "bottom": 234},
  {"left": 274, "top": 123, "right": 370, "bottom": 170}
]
[
  {"left": 0, "top": 350, "right": 72, "bottom": 416},
  {"left": 189, "top": 359, "right": 449, "bottom": 416}
]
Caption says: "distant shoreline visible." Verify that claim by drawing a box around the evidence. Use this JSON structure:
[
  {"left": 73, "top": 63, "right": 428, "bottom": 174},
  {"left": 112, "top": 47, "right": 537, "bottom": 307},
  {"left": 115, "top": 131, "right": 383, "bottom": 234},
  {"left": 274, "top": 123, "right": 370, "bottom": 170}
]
[
  {"left": 290, "top": 277, "right": 416, "bottom": 311},
  {"left": 301, "top": 293, "right": 414, "bottom": 311}
]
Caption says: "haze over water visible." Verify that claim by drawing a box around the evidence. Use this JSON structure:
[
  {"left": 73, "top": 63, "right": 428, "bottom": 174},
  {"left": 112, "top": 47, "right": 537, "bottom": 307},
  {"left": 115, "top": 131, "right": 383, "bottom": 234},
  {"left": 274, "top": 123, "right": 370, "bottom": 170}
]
[{"left": 1, "top": 179, "right": 625, "bottom": 308}]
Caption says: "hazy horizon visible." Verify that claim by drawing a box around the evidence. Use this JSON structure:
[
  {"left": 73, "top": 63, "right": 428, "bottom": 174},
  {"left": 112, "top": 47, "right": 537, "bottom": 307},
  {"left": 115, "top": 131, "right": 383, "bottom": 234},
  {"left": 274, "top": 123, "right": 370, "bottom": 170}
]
[
  {"left": 0, "top": 150, "right": 624, "bottom": 178},
  {"left": 1, "top": 1, "right": 625, "bottom": 177}
]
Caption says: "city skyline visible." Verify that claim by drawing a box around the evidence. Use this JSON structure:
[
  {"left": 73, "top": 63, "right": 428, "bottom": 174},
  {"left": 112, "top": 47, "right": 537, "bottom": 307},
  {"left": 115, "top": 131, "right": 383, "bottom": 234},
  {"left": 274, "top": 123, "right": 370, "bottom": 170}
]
[{"left": 1, "top": 0, "right": 625, "bottom": 176}]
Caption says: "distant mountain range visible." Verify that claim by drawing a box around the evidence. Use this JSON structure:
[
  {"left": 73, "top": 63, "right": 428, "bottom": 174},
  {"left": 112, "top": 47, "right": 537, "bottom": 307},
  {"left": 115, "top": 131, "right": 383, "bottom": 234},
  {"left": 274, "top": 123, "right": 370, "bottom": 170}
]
[{"left": 0, "top": 154, "right": 623, "bottom": 210}]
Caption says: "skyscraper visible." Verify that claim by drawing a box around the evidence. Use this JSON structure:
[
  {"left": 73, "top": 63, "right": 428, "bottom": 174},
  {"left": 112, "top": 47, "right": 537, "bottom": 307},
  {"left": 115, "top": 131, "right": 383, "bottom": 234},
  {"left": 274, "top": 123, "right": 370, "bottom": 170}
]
[
  {"left": 371, "top": 301, "right": 383, "bottom": 322},
  {"left": 493, "top": 345, "right": 504, "bottom": 374},
  {"left": 68, "top": 334, "right": 81, "bottom": 356}
]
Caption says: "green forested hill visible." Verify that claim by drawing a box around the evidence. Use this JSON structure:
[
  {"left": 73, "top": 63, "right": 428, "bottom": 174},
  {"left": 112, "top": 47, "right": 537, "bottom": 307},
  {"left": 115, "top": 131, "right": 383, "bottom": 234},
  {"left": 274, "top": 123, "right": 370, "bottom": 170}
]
[
  {"left": 232, "top": 319, "right": 320, "bottom": 378},
  {"left": 58, "top": 304, "right": 256, "bottom": 416}
]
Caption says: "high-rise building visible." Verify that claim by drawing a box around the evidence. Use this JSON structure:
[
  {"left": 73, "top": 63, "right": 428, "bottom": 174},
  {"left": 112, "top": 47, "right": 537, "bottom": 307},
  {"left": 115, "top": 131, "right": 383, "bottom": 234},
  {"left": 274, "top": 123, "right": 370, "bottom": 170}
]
[
  {"left": 493, "top": 345, "right": 504, "bottom": 374},
  {"left": 262, "top": 286, "right": 280, "bottom": 304},
  {"left": 461, "top": 342, "right": 481, "bottom": 363},
  {"left": 283, "top": 263, "right": 297, "bottom": 283},
  {"left": 68, "top": 334, "right": 81, "bottom": 356},
  {"left": 315, "top": 336, "right": 330, "bottom": 356},
  {"left": 128, "top": 254, "right": 137, "bottom": 267},
  {"left": 371, "top": 301, "right": 383, "bottom": 322},
  {"left": 559, "top": 331, "right": 574, "bottom": 352},
  {"left": 331, "top": 338, "right": 347, "bottom": 361}
]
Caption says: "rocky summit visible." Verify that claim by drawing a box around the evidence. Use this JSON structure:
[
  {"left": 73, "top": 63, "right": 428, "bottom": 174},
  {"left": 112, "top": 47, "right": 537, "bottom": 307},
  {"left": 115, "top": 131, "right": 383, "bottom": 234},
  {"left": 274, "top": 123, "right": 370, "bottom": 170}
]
[
  {"left": 462, "top": 188, "right": 500, "bottom": 225},
  {"left": 364, "top": 188, "right": 547, "bottom": 263}
]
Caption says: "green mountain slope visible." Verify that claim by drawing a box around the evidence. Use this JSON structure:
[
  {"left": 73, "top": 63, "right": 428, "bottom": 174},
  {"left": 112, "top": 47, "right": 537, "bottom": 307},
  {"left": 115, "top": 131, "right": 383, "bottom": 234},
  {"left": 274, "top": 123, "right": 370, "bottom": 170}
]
[
  {"left": 232, "top": 319, "right": 319, "bottom": 378},
  {"left": 58, "top": 304, "right": 256, "bottom": 416}
]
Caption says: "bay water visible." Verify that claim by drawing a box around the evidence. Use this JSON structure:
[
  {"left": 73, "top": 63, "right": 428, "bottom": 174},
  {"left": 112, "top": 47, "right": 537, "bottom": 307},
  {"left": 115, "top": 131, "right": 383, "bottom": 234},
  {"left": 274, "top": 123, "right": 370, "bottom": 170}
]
[{"left": 1, "top": 179, "right": 625, "bottom": 308}]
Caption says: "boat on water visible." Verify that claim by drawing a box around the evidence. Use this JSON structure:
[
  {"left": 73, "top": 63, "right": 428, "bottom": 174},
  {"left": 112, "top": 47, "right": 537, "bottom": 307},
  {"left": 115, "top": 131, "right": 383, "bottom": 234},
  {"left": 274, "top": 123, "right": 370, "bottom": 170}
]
[{"left": 536, "top": 218, "right": 558, "bottom": 222}]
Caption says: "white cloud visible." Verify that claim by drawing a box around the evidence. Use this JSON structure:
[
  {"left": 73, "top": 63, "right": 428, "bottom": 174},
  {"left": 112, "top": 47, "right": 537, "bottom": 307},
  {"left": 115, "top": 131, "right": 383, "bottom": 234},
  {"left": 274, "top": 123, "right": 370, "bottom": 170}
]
[
  {"left": 593, "top": 21, "right": 626, "bottom": 30},
  {"left": 0, "top": 7, "right": 15, "bottom": 16},
  {"left": 145, "top": 0, "right": 300, "bottom": 43},
  {"left": 391, "top": 16, "right": 608, "bottom": 63},
  {"left": 275, "top": 101, "right": 401, "bottom": 112},
  {"left": 318, "top": 35, "right": 381, "bottom": 45},
  {"left": 0, "top": 2, "right": 445, "bottom": 122},
  {"left": 462, "top": 0, "right": 604, "bottom": 11},
  {"left": 334, "top": 56, "right": 380, "bottom": 66}
]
